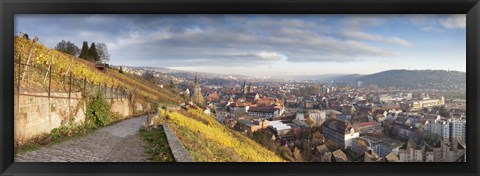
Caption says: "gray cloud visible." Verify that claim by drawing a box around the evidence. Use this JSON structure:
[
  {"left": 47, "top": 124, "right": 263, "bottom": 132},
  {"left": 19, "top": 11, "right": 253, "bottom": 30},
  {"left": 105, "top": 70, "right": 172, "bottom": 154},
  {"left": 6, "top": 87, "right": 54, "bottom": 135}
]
[
  {"left": 341, "top": 31, "right": 412, "bottom": 47},
  {"left": 15, "top": 14, "right": 430, "bottom": 67},
  {"left": 441, "top": 15, "right": 466, "bottom": 29},
  {"left": 407, "top": 14, "right": 466, "bottom": 31}
]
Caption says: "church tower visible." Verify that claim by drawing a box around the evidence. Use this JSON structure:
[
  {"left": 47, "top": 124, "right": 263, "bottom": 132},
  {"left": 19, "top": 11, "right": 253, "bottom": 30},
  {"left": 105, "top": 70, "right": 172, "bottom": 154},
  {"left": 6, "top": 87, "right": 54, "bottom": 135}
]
[
  {"left": 243, "top": 81, "right": 248, "bottom": 94},
  {"left": 191, "top": 72, "right": 205, "bottom": 107},
  {"left": 193, "top": 72, "right": 200, "bottom": 94},
  {"left": 247, "top": 83, "right": 252, "bottom": 93}
]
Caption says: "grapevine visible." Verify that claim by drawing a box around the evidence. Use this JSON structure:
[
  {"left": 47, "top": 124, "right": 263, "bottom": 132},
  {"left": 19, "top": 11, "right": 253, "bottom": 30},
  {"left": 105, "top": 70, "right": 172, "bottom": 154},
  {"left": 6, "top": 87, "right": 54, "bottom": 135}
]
[
  {"left": 167, "top": 109, "right": 285, "bottom": 162},
  {"left": 14, "top": 36, "right": 178, "bottom": 103}
]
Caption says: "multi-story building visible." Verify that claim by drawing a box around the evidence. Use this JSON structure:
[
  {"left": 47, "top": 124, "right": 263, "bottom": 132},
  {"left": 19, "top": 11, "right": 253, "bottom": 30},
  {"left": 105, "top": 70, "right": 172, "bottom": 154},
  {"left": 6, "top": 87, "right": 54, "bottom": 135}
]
[
  {"left": 247, "top": 106, "right": 280, "bottom": 119},
  {"left": 322, "top": 119, "right": 359, "bottom": 149},
  {"left": 291, "top": 120, "right": 311, "bottom": 140},
  {"left": 303, "top": 100, "right": 314, "bottom": 109},
  {"left": 449, "top": 117, "right": 466, "bottom": 143},
  {"left": 308, "top": 109, "right": 326, "bottom": 126},
  {"left": 423, "top": 117, "right": 466, "bottom": 143},
  {"left": 269, "top": 120, "right": 294, "bottom": 145},
  {"left": 402, "top": 97, "right": 445, "bottom": 111},
  {"left": 399, "top": 139, "right": 465, "bottom": 162},
  {"left": 423, "top": 118, "right": 450, "bottom": 141},
  {"left": 352, "top": 121, "right": 383, "bottom": 135},
  {"left": 228, "top": 102, "right": 249, "bottom": 114},
  {"left": 398, "top": 140, "right": 425, "bottom": 162}
]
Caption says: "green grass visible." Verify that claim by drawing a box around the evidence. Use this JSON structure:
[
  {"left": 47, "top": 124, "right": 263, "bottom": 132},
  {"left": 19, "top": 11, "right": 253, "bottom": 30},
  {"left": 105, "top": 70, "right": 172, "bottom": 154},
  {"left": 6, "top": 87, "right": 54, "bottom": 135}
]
[
  {"left": 15, "top": 143, "right": 41, "bottom": 154},
  {"left": 15, "top": 124, "right": 96, "bottom": 155},
  {"left": 140, "top": 126, "right": 175, "bottom": 162}
]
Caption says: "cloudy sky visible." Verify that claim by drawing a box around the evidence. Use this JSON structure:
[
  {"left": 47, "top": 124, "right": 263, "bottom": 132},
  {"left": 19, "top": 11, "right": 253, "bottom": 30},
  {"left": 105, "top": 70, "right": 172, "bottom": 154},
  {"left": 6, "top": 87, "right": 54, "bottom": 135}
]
[{"left": 15, "top": 14, "right": 466, "bottom": 77}]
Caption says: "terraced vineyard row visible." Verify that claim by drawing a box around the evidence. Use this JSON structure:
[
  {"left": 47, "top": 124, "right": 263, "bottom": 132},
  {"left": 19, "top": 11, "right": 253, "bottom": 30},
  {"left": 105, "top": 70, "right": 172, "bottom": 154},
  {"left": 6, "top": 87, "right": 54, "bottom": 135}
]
[
  {"left": 166, "top": 109, "right": 285, "bottom": 162},
  {"left": 14, "top": 36, "right": 178, "bottom": 104}
]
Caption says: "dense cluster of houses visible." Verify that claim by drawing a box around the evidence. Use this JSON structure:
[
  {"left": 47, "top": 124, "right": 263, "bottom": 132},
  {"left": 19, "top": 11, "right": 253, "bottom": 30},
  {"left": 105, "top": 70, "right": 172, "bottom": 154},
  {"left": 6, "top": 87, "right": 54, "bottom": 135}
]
[{"left": 183, "top": 77, "right": 466, "bottom": 162}]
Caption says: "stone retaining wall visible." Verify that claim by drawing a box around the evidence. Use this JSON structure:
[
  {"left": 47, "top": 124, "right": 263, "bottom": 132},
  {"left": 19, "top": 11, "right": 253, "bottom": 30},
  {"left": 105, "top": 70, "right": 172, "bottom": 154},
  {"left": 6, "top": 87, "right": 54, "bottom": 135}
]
[
  {"left": 14, "top": 92, "right": 147, "bottom": 146},
  {"left": 14, "top": 92, "right": 86, "bottom": 146},
  {"left": 163, "top": 124, "right": 194, "bottom": 162},
  {"left": 110, "top": 98, "right": 131, "bottom": 118}
]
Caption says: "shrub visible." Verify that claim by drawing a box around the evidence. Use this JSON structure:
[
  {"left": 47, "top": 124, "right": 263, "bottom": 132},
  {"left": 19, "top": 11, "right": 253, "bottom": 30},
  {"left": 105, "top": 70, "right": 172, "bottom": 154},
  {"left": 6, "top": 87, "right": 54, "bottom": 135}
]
[
  {"left": 48, "top": 125, "right": 68, "bottom": 141},
  {"left": 86, "top": 90, "right": 112, "bottom": 127}
]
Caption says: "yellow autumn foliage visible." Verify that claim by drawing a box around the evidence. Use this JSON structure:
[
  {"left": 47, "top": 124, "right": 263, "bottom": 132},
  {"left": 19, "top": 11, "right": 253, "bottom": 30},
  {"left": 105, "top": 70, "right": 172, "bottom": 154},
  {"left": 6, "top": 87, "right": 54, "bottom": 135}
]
[
  {"left": 14, "top": 36, "right": 178, "bottom": 103},
  {"left": 166, "top": 109, "right": 284, "bottom": 162}
]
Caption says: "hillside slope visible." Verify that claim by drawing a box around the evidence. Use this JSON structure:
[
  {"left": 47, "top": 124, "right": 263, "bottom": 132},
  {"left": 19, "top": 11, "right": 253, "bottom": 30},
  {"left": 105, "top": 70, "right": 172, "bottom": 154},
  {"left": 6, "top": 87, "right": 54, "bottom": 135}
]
[
  {"left": 14, "top": 36, "right": 179, "bottom": 104},
  {"left": 165, "top": 109, "right": 284, "bottom": 162},
  {"left": 355, "top": 69, "right": 465, "bottom": 89},
  {"left": 15, "top": 36, "right": 283, "bottom": 162},
  {"left": 289, "top": 74, "right": 363, "bottom": 82}
]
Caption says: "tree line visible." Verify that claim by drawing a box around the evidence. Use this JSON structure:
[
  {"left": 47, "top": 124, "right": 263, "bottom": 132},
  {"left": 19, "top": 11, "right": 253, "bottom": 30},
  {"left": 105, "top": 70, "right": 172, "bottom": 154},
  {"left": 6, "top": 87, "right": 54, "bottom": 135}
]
[{"left": 55, "top": 40, "right": 110, "bottom": 63}]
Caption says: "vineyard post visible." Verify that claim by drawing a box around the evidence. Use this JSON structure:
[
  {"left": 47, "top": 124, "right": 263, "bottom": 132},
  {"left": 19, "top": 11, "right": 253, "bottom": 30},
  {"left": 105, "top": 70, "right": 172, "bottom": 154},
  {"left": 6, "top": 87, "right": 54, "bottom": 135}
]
[
  {"left": 110, "top": 78, "right": 114, "bottom": 99},
  {"left": 104, "top": 83, "right": 107, "bottom": 98},
  {"left": 16, "top": 55, "right": 22, "bottom": 117},
  {"left": 48, "top": 66, "right": 52, "bottom": 112},
  {"left": 63, "top": 73, "right": 67, "bottom": 90},
  {"left": 17, "top": 55, "right": 22, "bottom": 94},
  {"left": 109, "top": 85, "right": 113, "bottom": 103},
  {"left": 21, "top": 44, "right": 35, "bottom": 82},
  {"left": 68, "top": 72, "right": 72, "bottom": 120},
  {"left": 119, "top": 86, "right": 122, "bottom": 100},
  {"left": 68, "top": 73, "right": 72, "bottom": 99},
  {"left": 48, "top": 66, "right": 52, "bottom": 99},
  {"left": 44, "top": 54, "right": 54, "bottom": 85},
  {"left": 110, "top": 84, "right": 114, "bottom": 100},
  {"left": 83, "top": 78, "right": 87, "bottom": 96}
]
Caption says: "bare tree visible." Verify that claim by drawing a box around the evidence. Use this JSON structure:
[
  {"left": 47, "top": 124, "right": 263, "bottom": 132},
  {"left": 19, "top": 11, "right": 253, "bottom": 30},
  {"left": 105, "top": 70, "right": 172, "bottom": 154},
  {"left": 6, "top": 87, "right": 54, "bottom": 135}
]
[
  {"left": 55, "top": 40, "right": 80, "bottom": 56},
  {"left": 96, "top": 43, "right": 110, "bottom": 63}
]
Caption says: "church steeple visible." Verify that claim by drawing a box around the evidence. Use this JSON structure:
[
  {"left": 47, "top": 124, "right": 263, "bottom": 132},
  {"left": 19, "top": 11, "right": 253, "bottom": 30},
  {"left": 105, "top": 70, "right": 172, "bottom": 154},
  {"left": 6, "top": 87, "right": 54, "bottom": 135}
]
[
  {"left": 194, "top": 72, "right": 199, "bottom": 85},
  {"left": 191, "top": 72, "right": 205, "bottom": 107},
  {"left": 243, "top": 81, "right": 247, "bottom": 94}
]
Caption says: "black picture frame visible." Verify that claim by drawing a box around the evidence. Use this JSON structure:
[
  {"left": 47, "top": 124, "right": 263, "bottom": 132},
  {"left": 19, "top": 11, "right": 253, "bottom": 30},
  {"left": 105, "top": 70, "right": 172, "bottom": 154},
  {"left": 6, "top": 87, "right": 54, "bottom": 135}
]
[{"left": 1, "top": 0, "right": 479, "bottom": 175}]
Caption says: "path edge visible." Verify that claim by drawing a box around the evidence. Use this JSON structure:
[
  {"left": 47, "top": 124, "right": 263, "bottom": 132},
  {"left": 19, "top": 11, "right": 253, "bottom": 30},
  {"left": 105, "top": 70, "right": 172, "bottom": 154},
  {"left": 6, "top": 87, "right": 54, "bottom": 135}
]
[{"left": 162, "top": 123, "right": 194, "bottom": 162}]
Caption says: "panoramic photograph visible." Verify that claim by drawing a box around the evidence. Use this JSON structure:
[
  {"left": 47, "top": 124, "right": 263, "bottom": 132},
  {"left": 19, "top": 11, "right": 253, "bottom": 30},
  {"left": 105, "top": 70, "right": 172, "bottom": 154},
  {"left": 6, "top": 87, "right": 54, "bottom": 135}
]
[{"left": 13, "top": 14, "right": 466, "bottom": 162}]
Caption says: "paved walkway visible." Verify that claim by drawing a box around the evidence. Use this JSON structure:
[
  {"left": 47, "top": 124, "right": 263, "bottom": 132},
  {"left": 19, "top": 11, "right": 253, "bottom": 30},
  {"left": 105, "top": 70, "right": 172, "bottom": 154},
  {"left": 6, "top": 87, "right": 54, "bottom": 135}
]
[{"left": 15, "top": 116, "right": 148, "bottom": 162}]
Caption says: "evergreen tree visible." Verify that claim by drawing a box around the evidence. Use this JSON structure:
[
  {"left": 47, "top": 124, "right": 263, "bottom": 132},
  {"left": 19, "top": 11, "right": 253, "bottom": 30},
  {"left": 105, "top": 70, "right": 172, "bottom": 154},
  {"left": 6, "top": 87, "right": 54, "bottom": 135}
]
[
  {"left": 119, "top": 66, "right": 124, "bottom": 74},
  {"left": 89, "top": 42, "right": 100, "bottom": 62},
  {"left": 79, "top": 41, "right": 90, "bottom": 61}
]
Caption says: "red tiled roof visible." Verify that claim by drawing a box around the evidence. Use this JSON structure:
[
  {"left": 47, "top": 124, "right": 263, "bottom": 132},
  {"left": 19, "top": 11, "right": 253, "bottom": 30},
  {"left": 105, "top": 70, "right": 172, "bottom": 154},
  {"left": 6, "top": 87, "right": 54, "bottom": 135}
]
[
  {"left": 248, "top": 106, "right": 278, "bottom": 113},
  {"left": 208, "top": 93, "right": 219, "bottom": 99},
  {"left": 353, "top": 121, "right": 380, "bottom": 128}
]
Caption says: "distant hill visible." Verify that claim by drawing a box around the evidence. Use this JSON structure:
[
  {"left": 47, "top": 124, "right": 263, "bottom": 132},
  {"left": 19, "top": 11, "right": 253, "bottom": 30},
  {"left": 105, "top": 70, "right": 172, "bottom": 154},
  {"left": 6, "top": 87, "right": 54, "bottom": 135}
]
[
  {"left": 355, "top": 69, "right": 466, "bottom": 89},
  {"left": 117, "top": 66, "right": 177, "bottom": 74},
  {"left": 139, "top": 66, "right": 177, "bottom": 73},
  {"left": 289, "top": 74, "right": 363, "bottom": 82}
]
